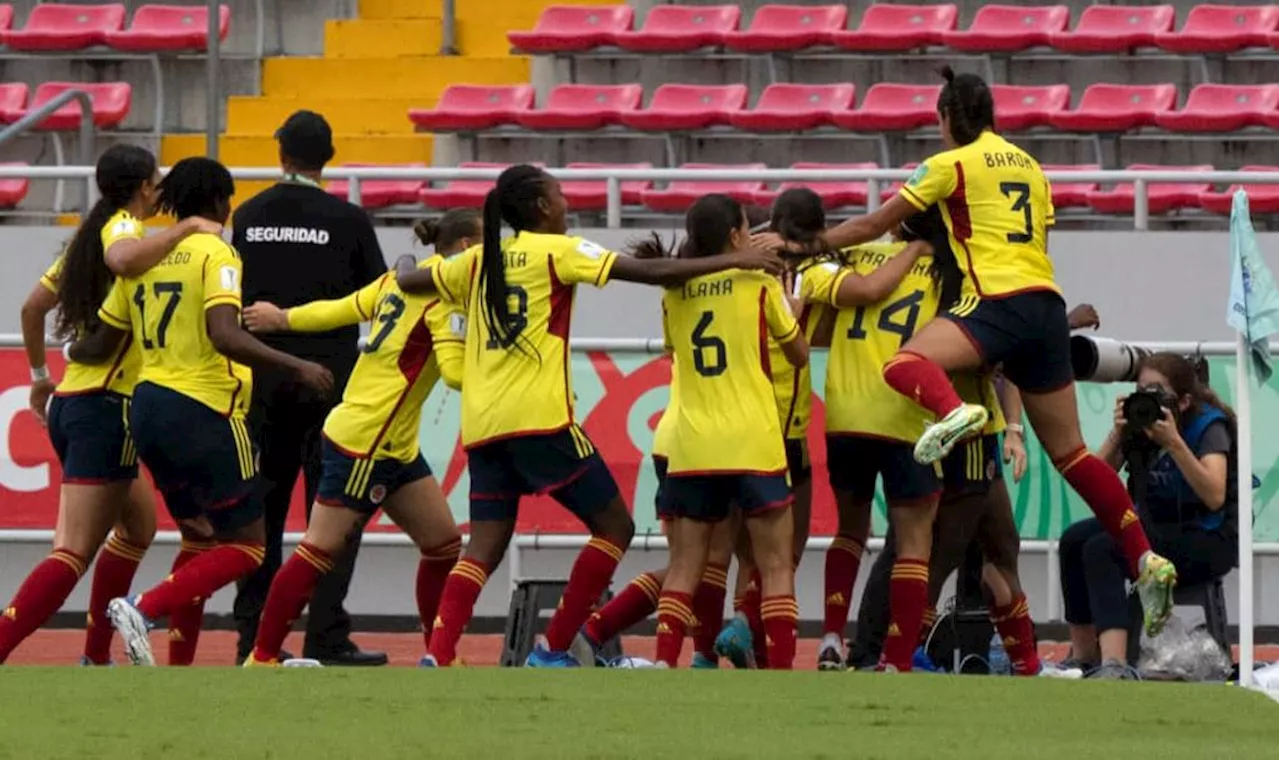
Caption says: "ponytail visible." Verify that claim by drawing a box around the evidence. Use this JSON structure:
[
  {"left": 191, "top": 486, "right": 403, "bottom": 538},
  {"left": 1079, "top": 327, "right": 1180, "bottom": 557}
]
[
  {"left": 479, "top": 188, "right": 514, "bottom": 349},
  {"left": 628, "top": 231, "right": 674, "bottom": 260}
]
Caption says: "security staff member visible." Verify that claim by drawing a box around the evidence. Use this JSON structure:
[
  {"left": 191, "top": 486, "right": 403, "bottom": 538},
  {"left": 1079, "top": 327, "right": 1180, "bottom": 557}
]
[{"left": 231, "top": 110, "right": 388, "bottom": 666}]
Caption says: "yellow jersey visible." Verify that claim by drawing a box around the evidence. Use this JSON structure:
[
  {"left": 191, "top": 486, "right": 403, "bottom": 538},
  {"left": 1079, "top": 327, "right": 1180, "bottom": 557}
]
[
  {"left": 42, "top": 209, "right": 144, "bottom": 396},
  {"left": 798, "top": 242, "right": 939, "bottom": 443},
  {"left": 288, "top": 269, "right": 464, "bottom": 462},
  {"left": 899, "top": 130, "right": 1059, "bottom": 300},
  {"left": 661, "top": 270, "right": 800, "bottom": 475},
  {"left": 769, "top": 299, "right": 828, "bottom": 440},
  {"left": 425, "top": 232, "right": 617, "bottom": 448},
  {"left": 98, "top": 232, "right": 253, "bottom": 417},
  {"left": 953, "top": 371, "right": 1007, "bottom": 436}
]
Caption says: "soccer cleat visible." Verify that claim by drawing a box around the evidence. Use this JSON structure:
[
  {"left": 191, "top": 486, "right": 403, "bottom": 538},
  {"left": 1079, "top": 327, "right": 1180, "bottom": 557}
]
[
  {"left": 106, "top": 596, "right": 155, "bottom": 667},
  {"left": 912, "top": 647, "right": 941, "bottom": 673},
  {"left": 78, "top": 656, "right": 113, "bottom": 667},
  {"left": 569, "top": 630, "right": 599, "bottom": 668},
  {"left": 1088, "top": 659, "right": 1139, "bottom": 681},
  {"left": 282, "top": 658, "right": 323, "bottom": 668},
  {"left": 418, "top": 655, "right": 439, "bottom": 668},
  {"left": 817, "top": 643, "right": 844, "bottom": 672},
  {"left": 713, "top": 617, "right": 757, "bottom": 669},
  {"left": 242, "top": 655, "right": 280, "bottom": 668},
  {"left": 1136, "top": 551, "right": 1177, "bottom": 637},
  {"left": 913, "top": 404, "right": 989, "bottom": 464},
  {"left": 525, "top": 642, "right": 580, "bottom": 668},
  {"left": 1036, "top": 662, "right": 1084, "bottom": 679},
  {"left": 691, "top": 652, "right": 719, "bottom": 669}
]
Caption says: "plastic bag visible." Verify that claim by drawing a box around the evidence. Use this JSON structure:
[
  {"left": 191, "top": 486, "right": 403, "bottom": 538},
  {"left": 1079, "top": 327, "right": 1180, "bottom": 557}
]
[{"left": 1138, "top": 614, "right": 1232, "bottom": 682}]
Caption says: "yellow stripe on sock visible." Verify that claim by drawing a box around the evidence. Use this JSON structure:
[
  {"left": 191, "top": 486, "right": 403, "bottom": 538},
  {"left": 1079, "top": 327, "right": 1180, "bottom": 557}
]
[
  {"left": 587, "top": 537, "right": 624, "bottom": 563},
  {"left": 450, "top": 562, "right": 488, "bottom": 587}
]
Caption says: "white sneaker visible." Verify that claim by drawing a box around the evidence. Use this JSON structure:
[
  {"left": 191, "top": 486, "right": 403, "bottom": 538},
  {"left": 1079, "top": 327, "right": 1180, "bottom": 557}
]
[
  {"left": 106, "top": 596, "right": 155, "bottom": 667},
  {"left": 1037, "top": 663, "right": 1084, "bottom": 680},
  {"left": 817, "top": 634, "right": 845, "bottom": 671},
  {"left": 282, "top": 658, "right": 324, "bottom": 668}
]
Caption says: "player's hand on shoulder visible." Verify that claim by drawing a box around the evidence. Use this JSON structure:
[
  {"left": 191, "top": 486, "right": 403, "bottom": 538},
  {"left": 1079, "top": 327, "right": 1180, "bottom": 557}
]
[
  {"left": 243, "top": 302, "right": 288, "bottom": 333},
  {"left": 732, "top": 239, "right": 783, "bottom": 276},
  {"left": 294, "top": 360, "right": 334, "bottom": 397},
  {"left": 184, "top": 217, "right": 224, "bottom": 237}
]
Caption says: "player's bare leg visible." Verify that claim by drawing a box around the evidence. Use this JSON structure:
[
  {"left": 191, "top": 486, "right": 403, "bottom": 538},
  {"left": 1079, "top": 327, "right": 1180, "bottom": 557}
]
[
  {"left": 688, "top": 519, "right": 735, "bottom": 668},
  {"left": 425, "top": 517, "right": 515, "bottom": 667},
  {"left": 654, "top": 517, "right": 715, "bottom": 667},
  {"left": 381, "top": 477, "right": 463, "bottom": 661}
]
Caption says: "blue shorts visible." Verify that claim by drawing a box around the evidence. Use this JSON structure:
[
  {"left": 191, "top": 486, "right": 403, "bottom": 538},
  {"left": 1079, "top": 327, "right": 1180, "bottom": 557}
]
[
  {"left": 658, "top": 471, "right": 792, "bottom": 522},
  {"left": 827, "top": 434, "right": 941, "bottom": 503},
  {"left": 942, "top": 434, "right": 1003, "bottom": 498},
  {"left": 468, "top": 425, "right": 620, "bottom": 523},
  {"left": 316, "top": 438, "right": 433, "bottom": 514},
  {"left": 47, "top": 391, "right": 137, "bottom": 483},
  {"left": 943, "top": 290, "right": 1073, "bottom": 393},
  {"left": 129, "top": 382, "right": 260, "bottom": 532}
]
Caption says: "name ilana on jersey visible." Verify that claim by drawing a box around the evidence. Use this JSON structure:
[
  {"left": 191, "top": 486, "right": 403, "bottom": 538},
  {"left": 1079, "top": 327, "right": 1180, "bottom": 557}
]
[{"left": 242, "top": 226, "right": 332, "bottom": 245}]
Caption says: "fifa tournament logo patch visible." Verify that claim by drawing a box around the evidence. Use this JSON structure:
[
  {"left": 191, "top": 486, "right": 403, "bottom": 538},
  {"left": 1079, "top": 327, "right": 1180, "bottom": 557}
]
[
  {"left": 906, "top": 164, "right": 929, "bottom": 186},
  {"left": 369, "top": 484, "right": 388, "bottom": 506}
]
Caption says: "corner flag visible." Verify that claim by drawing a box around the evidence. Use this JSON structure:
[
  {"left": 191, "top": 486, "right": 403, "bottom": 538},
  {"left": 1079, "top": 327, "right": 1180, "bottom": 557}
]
[{"left": 1227, "top": 189, "right": 1279, "bottom": 384}]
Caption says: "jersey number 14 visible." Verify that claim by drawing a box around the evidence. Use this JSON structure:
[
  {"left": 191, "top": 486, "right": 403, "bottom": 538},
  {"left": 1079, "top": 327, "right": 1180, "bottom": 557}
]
[{"left": 847, "top": 290, "right": 924, "bottom": 348}]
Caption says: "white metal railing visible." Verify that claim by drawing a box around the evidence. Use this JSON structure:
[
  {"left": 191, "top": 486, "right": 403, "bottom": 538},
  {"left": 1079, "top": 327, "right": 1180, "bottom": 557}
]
[
  {"left": 0, "top": 336, "right": 1275, "bottom": 618},
  {"left": 0, "top": 165, "right": 1273, "bottom": 231}
]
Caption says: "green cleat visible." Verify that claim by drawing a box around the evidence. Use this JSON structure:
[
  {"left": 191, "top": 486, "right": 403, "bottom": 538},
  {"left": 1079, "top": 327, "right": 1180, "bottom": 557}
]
[
  {"left": 1136, "top": 552, "right": 1177, "bottom": 637},
  {"left": 913, "top": 404, "right": 989, "bottom": 465}
]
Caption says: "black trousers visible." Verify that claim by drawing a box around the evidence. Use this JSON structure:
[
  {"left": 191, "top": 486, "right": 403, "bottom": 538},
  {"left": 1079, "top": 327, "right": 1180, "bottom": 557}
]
[
  {"left": 1059, "top": 517, "right": 1236, "bottom": 633},
  {"left": 233, "top": 366, "right": 369, "bottom": 659}
]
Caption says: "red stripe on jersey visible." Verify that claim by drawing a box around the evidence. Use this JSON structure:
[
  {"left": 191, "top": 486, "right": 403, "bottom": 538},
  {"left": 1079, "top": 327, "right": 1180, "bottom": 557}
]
[
  {"left": 757, "top": 286, "right": 772, "bottom": 380},
  {"left": 366, "top": 302, "right": 438, "bottom": 455},
  {"left": 945, "top": 161, "right": 985, "bottom": 297},
  {"left": 101, "top": 331, "right": 133, "bottom": 393},
  {"left": 547, "top": 257, "right": 575, "bottom": 422}
]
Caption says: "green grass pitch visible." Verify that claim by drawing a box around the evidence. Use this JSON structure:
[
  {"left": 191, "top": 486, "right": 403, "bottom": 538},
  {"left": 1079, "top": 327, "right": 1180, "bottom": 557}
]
[{"left": 0, "top": 668, "right": 1273, "bottom": 759}]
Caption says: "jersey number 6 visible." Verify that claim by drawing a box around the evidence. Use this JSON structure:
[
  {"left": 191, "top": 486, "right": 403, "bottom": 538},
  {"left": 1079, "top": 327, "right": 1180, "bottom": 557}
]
[
  {"left": 847, "top": 290, "right": 924, "bottom": 348},
  {"left": 691, "top": 310, "right": 727, "bottom": 377},
  {"left": 133, "top": 281, "right": 183, "bottom": 349}
]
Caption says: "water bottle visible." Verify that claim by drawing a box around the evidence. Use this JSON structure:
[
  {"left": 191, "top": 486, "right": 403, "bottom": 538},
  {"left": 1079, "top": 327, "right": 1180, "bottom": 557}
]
[{"left": 987, "top": 633, "right": 1011, "bottom": 675}]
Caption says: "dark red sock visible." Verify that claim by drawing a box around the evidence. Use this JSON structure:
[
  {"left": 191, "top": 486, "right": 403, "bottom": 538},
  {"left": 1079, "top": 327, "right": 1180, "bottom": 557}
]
[
  {"left": 883, "top": 351, "right": 964, "bottom": 418},
  {"left": 83, "top": 533, "right": 146, "bottom": 665},
  {"left": 136, "top": 543, "right": 264, "bottom": 621},
  {"left": 543, "top": 536, "right": 625, "bottom": 652},
  {"left": 427, "top": 558, "right": 489, "bottom": 666},
  {"left": 416, "top": 536, "right": 461, "bottom": 650},
  {"left": 743, "top": 570, "right": 768, "bottom": 668},
  {"left": 918, "top": 605, "right": 938, "bottom": 646},
  {"left": 822, "top": 535, "right": 864, "bottom": 637},
  {"left": 0, "top": 549, "right": 87, "bottom": 662},
  {"left": 166, "top": 540, "right": 213, "bottom": 666},
  {"left": 691, "top": 563, "right": 729, "bottom": 659},
  {"left": 584, "top": 571, "right": 661, "bottom": 645},
  {"left": 251, "top": 542, "right": 333, "bottom": 663},
  {"left": 880, "top": 559, "right": 929, "bottom": 671},
  {"left": 761, "top": 594, "right": 799, "bottom": 670},
  {"left": 654, "top": 590, "right": 694, "bottom": 667},
  {"left": 1057, "top": 449, "right": 1151, "bottom": 575},
  {"left": 991, "top": 594, "right": 1041, "bottom": 676}
]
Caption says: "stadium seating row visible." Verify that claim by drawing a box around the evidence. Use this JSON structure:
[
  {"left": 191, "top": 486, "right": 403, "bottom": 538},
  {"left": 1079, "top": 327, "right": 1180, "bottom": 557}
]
[
  {"left": 508, "top": 3, "right": 1279, "bottom": 56},
  {"left": 0, "top": 81, "right": 131, "bottom": 129},
  {"left": 323, "top": 161, "right": 1278, "bottom": 217},
  {"left": 407, "top": 82, "right": 1279, "bottom": 135},
  {"left": 0, "top": 3, "right": 228, "bottom": 52}
]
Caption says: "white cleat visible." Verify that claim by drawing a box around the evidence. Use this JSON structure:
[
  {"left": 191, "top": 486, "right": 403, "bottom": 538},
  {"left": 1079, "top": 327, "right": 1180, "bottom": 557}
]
[
  {"left": 282, "top": 658, "right": 324, "bottom": 668},
  {"left": 107, "top": 596, "right": 155, "bottom": 667},
  {"left": 1037, "top": 664, "right": 1085, "bottom": 680}
]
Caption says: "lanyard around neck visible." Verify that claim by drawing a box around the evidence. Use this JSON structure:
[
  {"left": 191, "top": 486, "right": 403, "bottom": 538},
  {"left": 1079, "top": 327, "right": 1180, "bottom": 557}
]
[{"left": 282, "top": 173, "right": 322, "bottom": 188}]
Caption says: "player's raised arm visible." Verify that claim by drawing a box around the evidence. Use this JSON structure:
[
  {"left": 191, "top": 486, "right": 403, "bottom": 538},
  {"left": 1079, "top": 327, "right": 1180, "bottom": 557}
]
[{"left": 244, "top": 275, "right": 387, "bottom": 334}]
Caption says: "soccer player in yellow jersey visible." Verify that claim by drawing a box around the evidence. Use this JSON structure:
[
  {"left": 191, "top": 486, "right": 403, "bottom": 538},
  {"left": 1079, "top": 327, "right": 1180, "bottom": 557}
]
[
  {"left": 395, "top": 166, "right": 780, "bottom": 668},
  {"left": 0, "top": 145, "right": 221, "bottom": 666},
  {"left": 67, "top": 158, "right": 332, "bottom": 666},
  {"left": 240, "top": 212, "right": 477, "bottom": 667},
  {"left": 764, "top": 66, "right": 1177, "bottom": 637}
]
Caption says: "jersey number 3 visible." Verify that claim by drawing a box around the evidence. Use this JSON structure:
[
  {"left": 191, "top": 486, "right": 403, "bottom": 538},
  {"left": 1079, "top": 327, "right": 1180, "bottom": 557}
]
[
  {"left": 1000, "top": 182, "right": 1033, "bottom": 244},
  {"left": 133, "top": 282, "right": 183, "bottom": 349},
  {"left": 364, "top": 293, "right": 406, "bottom": 353},
  {"left": 691, "top": 310, "right": 727, "bottom": 377},
  {"left": 847, "top": 290, "right": 924, "bottom": 348}
]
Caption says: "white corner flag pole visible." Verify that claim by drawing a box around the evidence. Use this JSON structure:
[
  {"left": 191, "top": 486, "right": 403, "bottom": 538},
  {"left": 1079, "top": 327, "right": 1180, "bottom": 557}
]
[{"left": 1235, "top": 332, "right": 1254, "bottom": 688}]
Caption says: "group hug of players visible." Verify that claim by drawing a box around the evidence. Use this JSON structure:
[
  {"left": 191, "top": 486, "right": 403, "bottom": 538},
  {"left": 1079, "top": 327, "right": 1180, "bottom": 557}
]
[{"left": 0, "top": 69, "right": 1180, "bottom": 672}]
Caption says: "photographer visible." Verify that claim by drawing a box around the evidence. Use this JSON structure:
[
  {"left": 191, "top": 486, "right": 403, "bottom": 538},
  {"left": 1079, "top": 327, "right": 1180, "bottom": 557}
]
[{"left": 1058, "top": 353, "right": 1237, "bottom": 679}]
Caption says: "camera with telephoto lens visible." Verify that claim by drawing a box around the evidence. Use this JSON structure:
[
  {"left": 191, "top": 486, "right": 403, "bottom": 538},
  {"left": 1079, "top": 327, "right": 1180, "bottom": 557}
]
[{"left": 1120, "top": 384, "right": 1178, "bottom": 463}]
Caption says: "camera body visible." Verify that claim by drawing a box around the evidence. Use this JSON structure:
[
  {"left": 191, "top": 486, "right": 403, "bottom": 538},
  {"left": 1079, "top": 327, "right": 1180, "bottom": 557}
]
[{"left": 1121, "top": 384, "right": 1179, "bottom": 462}]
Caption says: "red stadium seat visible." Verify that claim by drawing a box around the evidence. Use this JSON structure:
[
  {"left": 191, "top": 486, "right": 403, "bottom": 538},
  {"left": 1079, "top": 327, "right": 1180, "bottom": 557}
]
[
  {"left": 641, "top": 163, "right": 766, "bottom": 213},
  {"left": 507, "top": 5, "right": 633, "bottom": 53},
  {"left": 753, "top": 162, "right": 879, "bottom": 209},
  {"left": 5, "top": 3, "right": 125, "bottom": 51},
  {"left": 26, "top": 82, "right": 130, "bottom": 129},
  {"left": 943, "top": 4, "right": 1070, "bottom": 52},
  {"left": 0, "top": 6, "right": 14, "bottom": 35},
  {"left": 613, "top": 5, "right": 739, "bottom": 52},
  {"left": 407, "top": 85, "right": 535, "bottom": 132},
  {"left": 1198, "top": 166, "right": 1279, "bottom": 215},
  {"left": 1153, "top": 83, "right": 1279, "bottom": 132},
  {"left": 1042, "top": 164, "right": 1100, "bottom": 209},
  {"left": 831, "top": 84, "right": 939, "bottom": 132},
  {"left": 991, "top": 84, "right": 1070, "bottom": 130},
  {"left": 514, "top": 84, "right": 643, "bottom": 131},
  {"left": 0, "top": 162, "right": 28, "bottom": 208},
  {"left": 722, "top": 4, "right": 848, "bottom": 53},
  {"left": 1087, "top": 164, "right": 1214, "bottom": 215},
  {"left": 102, "top": 4, "right": 230, "bottom": 52},
  {"left": 727, "top": 83, "right": 855, "bottom": 132},
  {"left": 1154, "top": 4, "right": 1279, "bottom": 54},
  {"left": 1269, "top": 30, "right": 1279, "bottom": 49},
  {"left": 1046, "top": 83, "right": 1177, "bottom": 132},
  {"left": 1048, "top": 5, "right": 1174, "bottom": 52},
  {"left": 0, "top": 82, "right": 29, "bottom": 122},
  {"left": 420, "top": 162, "right": 545, "bottom": 209},
  {"left": 831, "top": 4, "right": 958, "bottom": 51},
  {"left": 618, "top": 84, "right": 748, "bottom": 131},
  {"left": 326, "top": 163, "right": 426, "bottom": 210},
  {"left": 559, "top": 162, "right": 653, "bottom": 210}
]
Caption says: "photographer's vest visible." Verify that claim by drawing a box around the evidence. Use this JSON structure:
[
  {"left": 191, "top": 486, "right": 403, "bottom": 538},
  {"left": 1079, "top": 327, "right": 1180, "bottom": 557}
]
[{"left": 1143, "top": 404, "right": 1233, "bottom": 531}]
